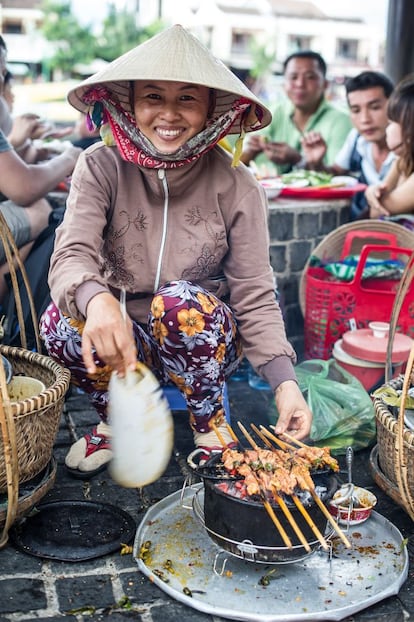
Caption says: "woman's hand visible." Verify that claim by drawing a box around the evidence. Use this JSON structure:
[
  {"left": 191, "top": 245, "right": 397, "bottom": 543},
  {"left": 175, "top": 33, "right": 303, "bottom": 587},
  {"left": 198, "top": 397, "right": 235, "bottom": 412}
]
[
  {"left": 8, "top": 114, "right": 41, "bottom": 150},
  {"left": 365, "top": 182, "right": 390, "bottom": 217},
  {"left": 273, "top": 380, "right": 312, "bottom": 440},
  {"left": 81, "top": 292, "right": 137, "bottom": 377}
]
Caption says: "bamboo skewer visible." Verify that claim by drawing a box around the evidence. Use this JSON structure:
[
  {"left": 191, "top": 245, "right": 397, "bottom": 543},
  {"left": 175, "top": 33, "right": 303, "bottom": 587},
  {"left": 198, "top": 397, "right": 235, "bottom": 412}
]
[
  {"left": 311, "top": 492, "right": 351, "bottom": 548},
  {"left": 277, "top": 429, "right": 308, "bottom": 449},
  {"left": 225, "top": 423, "right": 239, "bottom": 444},
  {"left": 212, "top": 420, "right": 292, "bottom": 548},
  {"left": 211, "top": 421, "right": 228, "bottom": 448},
  {"left": 250, "top": 424, "right": 329, "bottom": 551},
  {"left": 266, "top": 429, "right": 352, "bottom": 548},
  {"left": 237, "top": 421, "right": 310, "bottom": 552},
  {"left": 213, "top": 419, "right": 351, "bottom": 550},
  {"left": 259, "top": 425, "right": 296, "bottom": 451},
  {"left": 260, "top": 499, "right": 293, "bottom": 549}
]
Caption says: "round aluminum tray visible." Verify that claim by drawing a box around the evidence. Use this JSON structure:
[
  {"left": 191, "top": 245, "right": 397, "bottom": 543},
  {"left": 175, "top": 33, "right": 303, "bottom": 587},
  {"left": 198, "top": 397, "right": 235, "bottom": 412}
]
[{"left": 134, "top": 483, "right": 408, "bottom": 622}]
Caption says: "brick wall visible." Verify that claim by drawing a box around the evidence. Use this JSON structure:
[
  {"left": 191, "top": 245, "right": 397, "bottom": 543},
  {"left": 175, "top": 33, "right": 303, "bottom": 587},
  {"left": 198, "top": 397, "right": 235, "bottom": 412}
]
[{"left": 268, "top": 197, "right": 350, "bottom": 360}]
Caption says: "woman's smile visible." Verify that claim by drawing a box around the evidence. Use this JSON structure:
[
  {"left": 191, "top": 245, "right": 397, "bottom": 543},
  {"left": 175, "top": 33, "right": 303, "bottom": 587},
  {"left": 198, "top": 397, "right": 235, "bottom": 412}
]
[{"left": 133, "top": 80, "right": 210, "bottom": 153}]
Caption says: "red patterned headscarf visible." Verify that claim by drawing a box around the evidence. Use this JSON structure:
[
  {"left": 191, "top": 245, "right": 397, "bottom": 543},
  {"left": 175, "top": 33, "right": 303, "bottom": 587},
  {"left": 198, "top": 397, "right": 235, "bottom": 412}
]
[{"left": 83, "top": 85, "right": 257, "bottom": 169}]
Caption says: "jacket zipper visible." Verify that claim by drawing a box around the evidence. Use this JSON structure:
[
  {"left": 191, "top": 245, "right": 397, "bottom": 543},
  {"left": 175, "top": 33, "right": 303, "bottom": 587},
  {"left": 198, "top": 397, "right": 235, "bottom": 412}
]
[{"left": 154, "top": 169, "right": 169, "bottom": 292}]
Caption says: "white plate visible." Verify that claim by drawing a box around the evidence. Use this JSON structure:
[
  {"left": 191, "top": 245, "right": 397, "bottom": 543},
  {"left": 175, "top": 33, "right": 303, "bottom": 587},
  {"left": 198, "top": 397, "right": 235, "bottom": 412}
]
[
  {"left": 287, "top": 178, "right": 309, "bottom": 188},
  {"left": 331, "top": 175, "right": 359, "bottom": 187}
]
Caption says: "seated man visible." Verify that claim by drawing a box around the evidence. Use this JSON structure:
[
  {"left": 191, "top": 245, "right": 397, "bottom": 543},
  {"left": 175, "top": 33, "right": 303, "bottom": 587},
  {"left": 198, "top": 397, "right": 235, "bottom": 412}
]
[
  {"left": 240, "top": 50, "right": 352, "bottom": 176},
  {"left": 0, "top": 127, "right": 81, "bottom": 300},
  {"left": 301, "top": 71, "right": 395, "bottom": 219}
]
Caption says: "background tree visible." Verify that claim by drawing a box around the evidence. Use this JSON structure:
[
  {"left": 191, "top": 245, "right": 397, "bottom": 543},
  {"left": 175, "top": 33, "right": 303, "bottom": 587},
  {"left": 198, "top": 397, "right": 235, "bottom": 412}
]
[
  {"left": 248, "top": 38, "right": 276, "bottom": 99},
  {"left": 40, "top": 0, "right": 164, "bottom": 78},
  {"left": 96, "top": 3, "right": 164, "bottom": 61},
  {"left": 40, "top": 0, "right": 96, "bottom": 78}
]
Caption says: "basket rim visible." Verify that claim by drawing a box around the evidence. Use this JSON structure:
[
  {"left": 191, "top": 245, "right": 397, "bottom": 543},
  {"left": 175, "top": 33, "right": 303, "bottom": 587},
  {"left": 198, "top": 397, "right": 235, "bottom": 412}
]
[
  {"left": 374, "top": 376, "right": 414, "bottom": 446},
  {"left": 0, "top": 345, "right": 71, "bottom": 415}
]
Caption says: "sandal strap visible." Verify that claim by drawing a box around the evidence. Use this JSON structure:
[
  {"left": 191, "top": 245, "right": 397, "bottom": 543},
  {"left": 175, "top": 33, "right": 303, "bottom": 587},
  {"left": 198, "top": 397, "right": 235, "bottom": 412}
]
[{"left": 84, "top": 427, "right": 111, "bottom": 458}]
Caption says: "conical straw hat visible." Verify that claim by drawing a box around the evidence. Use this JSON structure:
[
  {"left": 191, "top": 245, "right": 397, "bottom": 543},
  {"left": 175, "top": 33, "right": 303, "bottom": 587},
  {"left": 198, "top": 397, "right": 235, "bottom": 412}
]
[{"left": 67, "top": 24, "right": 271, "bottom": 135}]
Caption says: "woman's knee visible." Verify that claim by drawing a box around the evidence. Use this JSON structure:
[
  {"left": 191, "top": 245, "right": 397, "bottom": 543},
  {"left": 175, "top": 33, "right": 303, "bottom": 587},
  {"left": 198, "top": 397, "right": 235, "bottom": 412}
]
[{"left": 40, "top": 302, "right": 82, "bottom": 362}]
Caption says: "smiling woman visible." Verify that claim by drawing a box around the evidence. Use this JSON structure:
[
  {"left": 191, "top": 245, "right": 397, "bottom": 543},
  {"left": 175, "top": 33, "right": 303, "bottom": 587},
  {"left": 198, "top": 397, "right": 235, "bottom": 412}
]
[
  {"left": 132, "top": 81, "right": 211, "bottom": 154},
  {"left": 39, "top": 24, "right": 312, "bottom": 481}
]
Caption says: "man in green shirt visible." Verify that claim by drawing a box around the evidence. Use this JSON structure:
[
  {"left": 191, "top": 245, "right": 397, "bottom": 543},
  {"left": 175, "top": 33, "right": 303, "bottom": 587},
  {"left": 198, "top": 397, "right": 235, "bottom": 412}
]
[{"left": 241, "top": 50, "right": 352, "bottom": 176}]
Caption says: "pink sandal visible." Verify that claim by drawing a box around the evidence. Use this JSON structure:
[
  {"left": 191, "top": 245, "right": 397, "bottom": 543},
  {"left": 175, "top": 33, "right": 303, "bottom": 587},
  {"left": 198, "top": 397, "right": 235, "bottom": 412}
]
[{"left": 65, "top": 426, "right": 112, "bottom": 479}]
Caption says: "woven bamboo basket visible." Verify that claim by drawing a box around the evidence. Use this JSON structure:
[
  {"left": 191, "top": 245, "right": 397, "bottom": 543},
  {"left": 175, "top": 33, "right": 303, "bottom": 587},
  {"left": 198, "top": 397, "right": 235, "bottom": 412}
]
[
  {"left": 370, "top": 250, "right": 414, "bottom": 519},
  {"left": 0, "top": 344, "right": 70, "bottom": 492},
  {"left": 0, "top": 212, "right": 71, "bottom": 546}
]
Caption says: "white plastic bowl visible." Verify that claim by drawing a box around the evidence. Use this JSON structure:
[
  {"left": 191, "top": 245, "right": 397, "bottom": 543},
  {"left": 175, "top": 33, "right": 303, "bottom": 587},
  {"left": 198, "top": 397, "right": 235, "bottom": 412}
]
[
  {"left": 259, "top": 178, "right": 284, "bottom": 199},
  {"left": 329, "top": 486, "right": 377, "bottom": 525},
  {"left": 7, "top": 375, "right": 46, "bottom": 401}
]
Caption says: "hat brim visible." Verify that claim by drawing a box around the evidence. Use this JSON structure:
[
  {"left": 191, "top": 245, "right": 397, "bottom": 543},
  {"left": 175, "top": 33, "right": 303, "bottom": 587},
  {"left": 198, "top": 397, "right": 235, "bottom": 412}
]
[{"left": 67, "top": 24, "right": 272, "bottom": 135}]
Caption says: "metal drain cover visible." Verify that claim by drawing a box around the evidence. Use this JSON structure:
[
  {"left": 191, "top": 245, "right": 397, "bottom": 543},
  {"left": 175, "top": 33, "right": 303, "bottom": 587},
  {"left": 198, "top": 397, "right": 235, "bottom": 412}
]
[{"left": 10, "top": 500, "right": 136, "bottom": 561}]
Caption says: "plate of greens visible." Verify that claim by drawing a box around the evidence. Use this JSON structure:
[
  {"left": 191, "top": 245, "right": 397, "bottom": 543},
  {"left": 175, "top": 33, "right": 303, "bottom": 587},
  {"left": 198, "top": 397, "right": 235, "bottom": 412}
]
[{"left": 278, "top": 170, "right": 366, "bottom": 198}]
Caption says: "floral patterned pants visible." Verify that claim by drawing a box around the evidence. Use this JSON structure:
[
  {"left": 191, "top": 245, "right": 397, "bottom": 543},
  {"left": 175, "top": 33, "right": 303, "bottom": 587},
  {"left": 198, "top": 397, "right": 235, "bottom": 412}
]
[{"left": 40, "top": 280, "right": 243, "bottom": 432}]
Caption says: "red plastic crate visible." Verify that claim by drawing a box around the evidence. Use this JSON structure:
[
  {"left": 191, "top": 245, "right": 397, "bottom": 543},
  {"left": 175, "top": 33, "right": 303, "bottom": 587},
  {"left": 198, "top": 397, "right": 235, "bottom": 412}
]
[{"left": 304, "top": 244, "right": 414, "bottom": 360}]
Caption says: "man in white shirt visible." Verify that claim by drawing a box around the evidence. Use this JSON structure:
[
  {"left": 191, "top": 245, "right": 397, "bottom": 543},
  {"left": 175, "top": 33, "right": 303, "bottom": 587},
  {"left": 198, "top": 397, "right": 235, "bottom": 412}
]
[{"left": 301, "top": 71, "right": 395, "bottom": 219}]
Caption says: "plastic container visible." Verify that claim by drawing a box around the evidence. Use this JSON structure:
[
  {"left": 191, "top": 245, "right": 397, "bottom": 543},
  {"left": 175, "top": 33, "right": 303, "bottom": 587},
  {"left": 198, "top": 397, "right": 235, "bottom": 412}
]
[
  {"left": 333, "top": 321, "right": 412, "bottom": 391},
  {"left": 332, "top": 339, "right": 386, "bottom": 391}
]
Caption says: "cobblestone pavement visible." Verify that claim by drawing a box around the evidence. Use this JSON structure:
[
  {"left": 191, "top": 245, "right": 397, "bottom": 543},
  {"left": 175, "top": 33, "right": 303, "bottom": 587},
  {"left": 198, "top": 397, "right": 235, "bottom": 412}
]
[{"left": 1, "top": 378, "right": 414, "bottom": 622}]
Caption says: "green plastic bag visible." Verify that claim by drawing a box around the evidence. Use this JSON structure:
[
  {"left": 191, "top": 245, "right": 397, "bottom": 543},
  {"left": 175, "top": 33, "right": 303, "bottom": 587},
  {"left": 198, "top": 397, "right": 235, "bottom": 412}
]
[{"left": 294, "top": 359, "right": 376, "bottom": 455}]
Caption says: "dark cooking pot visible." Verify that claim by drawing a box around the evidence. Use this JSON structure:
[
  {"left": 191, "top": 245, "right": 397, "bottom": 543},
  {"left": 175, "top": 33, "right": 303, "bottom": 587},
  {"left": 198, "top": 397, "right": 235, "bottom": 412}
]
[{"left": 188, "top": 448, "right": 339, "bottom": 563}]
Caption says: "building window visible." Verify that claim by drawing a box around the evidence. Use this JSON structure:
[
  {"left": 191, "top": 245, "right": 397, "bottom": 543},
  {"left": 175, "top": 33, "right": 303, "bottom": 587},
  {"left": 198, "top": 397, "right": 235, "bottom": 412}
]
[
  {"left": 231, "top": 32, "right": 252, "bottom": 55},
  {"left": 288, "top": 35, "right": 312, "bottom": 52},
  {"left": 2, "top": 21, "right": 23, "bottom": 35},
  {"left": 336, "top": 39, "right": 359, "bottom": 61}
]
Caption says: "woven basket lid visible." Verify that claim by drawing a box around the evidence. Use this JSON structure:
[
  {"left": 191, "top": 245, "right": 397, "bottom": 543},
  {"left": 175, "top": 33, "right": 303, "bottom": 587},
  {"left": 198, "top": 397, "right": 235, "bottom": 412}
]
[{"left": 299, "top": 219, "right": 414, "bottom": 316}]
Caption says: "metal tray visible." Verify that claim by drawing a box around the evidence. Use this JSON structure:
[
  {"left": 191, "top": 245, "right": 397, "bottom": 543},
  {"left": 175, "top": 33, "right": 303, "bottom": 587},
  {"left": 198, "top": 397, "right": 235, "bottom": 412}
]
[{"left": 134, "top": 483, "right": 408, "bottom": 622}]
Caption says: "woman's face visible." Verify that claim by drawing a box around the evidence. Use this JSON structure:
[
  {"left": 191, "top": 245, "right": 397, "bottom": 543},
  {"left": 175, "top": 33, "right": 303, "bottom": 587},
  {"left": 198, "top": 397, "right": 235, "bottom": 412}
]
[
  {"left": 386, "top": 120, "right": 403, "bottom": 154},
  {"left": 133, "top": 80, "right": 210, "bottom": 153}
]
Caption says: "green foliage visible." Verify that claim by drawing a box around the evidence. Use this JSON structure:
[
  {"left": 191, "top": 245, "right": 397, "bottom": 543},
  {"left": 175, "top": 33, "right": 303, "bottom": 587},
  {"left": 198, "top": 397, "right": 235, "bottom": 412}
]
[
  {"left": 96, "top": 5, "right": 165, "bottom": 60},
  {"left": 40, "top": 0, "right": 96, "bottom": 74},
  {"left": 248, "top": 38, "right": 275, "bottom": 80},
  {"left": 40, "top": 0, "right": 164, "bottom": 76}
]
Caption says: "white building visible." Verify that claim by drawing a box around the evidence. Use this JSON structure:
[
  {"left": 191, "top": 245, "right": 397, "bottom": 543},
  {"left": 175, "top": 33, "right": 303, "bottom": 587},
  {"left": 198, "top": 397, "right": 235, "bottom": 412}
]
[
  {"left": 138, "top": 0, "right": 385, "bottom": 81},
  {"left": 0, "top": 0, "right": 53, "bottom": 77},
  {"left": 1, "top": 0, "right": 385, "bottom": 87}
]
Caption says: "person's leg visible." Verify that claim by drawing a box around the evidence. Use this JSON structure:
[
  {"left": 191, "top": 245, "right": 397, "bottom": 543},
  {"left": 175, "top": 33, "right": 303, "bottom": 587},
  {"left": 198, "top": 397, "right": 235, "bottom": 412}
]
[
  {"left": 40, "top": 281, "right": 243, "bottom": 474},
  {"left": 148, "top": 280, "right": 242, "bottom": 450},
  {"left": 0, "top": 199, "right": 51, "bottom": 301}
]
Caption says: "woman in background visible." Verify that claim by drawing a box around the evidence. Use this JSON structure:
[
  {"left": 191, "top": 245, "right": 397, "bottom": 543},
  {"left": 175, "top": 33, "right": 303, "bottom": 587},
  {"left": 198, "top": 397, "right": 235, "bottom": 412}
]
[{"left": 365, "top": 73, "right": 414, "bottom": 229}]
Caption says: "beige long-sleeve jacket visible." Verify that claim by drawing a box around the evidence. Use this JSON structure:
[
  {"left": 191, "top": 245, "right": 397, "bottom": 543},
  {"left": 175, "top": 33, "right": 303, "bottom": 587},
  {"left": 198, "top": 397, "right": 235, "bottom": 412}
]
[{"left": 49, "top": 142, "right": 297, "bottom": 389}]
